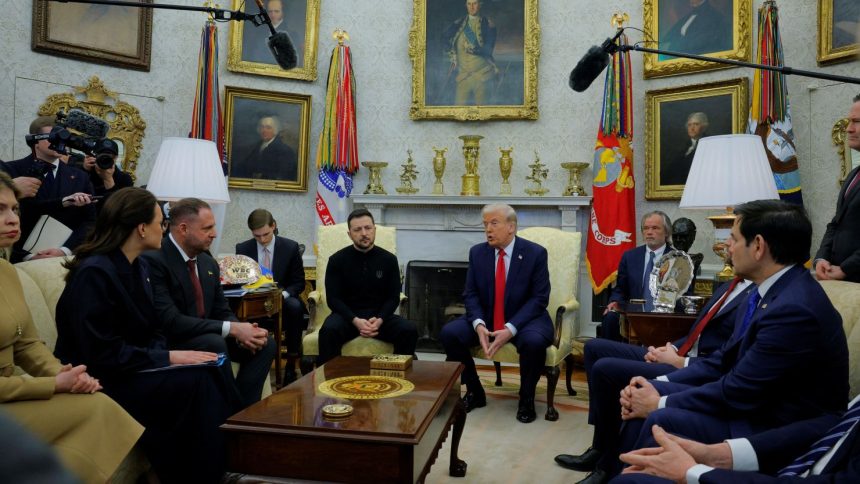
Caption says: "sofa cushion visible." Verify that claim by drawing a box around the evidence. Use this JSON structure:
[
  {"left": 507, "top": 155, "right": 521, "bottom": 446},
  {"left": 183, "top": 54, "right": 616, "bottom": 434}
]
[
  {"left": 820, "top": 280, "right": 860, "bottom": 399},
  {"left": 14, "top": 260, "right": 64, "bottom": 351}
]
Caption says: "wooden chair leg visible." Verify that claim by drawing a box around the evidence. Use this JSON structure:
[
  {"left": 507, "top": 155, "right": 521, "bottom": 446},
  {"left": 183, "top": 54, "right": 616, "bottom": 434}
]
[
  {"left": 494, "top": 361, "right": 503, "bottom": 386},
  {"left": 564, "top": 353, "right": 578, "bottom": 396},
  {"left": 545, "top": 365, "right": 560, "bottom": 421}
]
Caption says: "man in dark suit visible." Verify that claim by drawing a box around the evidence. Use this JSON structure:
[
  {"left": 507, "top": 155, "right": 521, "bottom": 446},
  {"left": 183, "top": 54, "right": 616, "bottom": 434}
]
[
  {"left": 614, "top": 395, "right": 860, "bottom": 482},
  {"left": 554, "top": 277, "right": 754, "bottom": 478},
  {"left": 236, "top": 208, "right": 305, "bottom": 383},
  {"left": 815, "top": 95, "right": 860, "bottom": 283},
  {"left": 0, "top": 115, "right": 96, "bottom": 262},
  {"left": 660, "top": 0, "right": 731, "bottom": 56},
  {"left": 600, "top": 211, "right": 673, "bottom": 341},
  {"left": 231, "top": 115, "right": 298, "bottom": 181},
  {"left": 143, "top": 198, "right": 275, "bottom": 407},
  {"left": 605, "top": 200, "right": 848, "bottom": 484},
  {"left": 439, "top": 203, "right": 553, "bottom": 423}
]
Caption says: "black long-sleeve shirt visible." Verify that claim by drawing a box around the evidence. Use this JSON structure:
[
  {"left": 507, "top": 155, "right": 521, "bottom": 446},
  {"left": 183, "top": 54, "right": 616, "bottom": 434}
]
[{"left": 325, "top": 245, "right": 401, "bottom": 322}]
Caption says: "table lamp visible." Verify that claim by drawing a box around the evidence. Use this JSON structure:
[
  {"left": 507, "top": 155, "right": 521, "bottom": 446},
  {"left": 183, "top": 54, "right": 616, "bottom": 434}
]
[{"left": 679, "top": 134, "right": 779, "bottom": 280}]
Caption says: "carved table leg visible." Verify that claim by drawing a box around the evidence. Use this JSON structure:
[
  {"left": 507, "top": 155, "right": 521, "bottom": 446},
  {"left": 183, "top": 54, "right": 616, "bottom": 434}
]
[{"left": 449, "top": 398, "right": 468, "bottom": 477}]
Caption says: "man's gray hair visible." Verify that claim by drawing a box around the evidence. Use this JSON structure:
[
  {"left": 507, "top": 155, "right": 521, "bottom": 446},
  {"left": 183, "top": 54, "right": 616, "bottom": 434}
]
[
  {"left": 640, "top": 210, "right": 673, "bottom": 244},
  {"left": 259, "top": 115, "right": 282, "bottom": 133},
  {"left": 482, "top": 203, "right": 517, "bottom": 224},
  {"left": 686, "top": 112, "right": 709, "bottom": 129}
]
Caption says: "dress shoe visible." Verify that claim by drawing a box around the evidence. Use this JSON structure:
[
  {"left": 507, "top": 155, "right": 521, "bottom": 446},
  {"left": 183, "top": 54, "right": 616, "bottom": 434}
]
[
  {"left": 516, "top": 397, "right": 537, "bottom": 423},
  {"left": 461, "top": 391, "right": 486, "bottom": 412},
  {"left": 554, "top": 447, "right": 602, "bottom": 472},
  {"left": 575, "top": 469, "right": 608, "bottom": 484}
]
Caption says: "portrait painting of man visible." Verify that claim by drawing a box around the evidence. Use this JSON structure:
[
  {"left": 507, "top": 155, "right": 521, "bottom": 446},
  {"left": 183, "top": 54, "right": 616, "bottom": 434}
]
[
  {"left": 831, "top": 0, "right": 860, "bottom": 49},
  {"left": 658, "top": 0, "right": 733, "bottom": 60},
  {"left": 658, "top": 97, "right": 733, "bottom": 187},
  {"left": 240, "top": 0, "right": 307, "bottom": 68}
]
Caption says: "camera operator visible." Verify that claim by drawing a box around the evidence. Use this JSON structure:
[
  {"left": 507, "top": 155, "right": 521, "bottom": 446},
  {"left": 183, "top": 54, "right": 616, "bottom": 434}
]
[
  {"left": 75, "top": 139, "right": 133, "bottom": 208},
  {"left": 0, "top": 115, "right": 95, "bottom": 262}
]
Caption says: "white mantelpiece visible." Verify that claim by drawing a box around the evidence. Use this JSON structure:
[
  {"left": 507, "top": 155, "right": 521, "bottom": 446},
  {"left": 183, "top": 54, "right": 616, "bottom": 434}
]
[{"left": 353, "top": 194, "right": 595, "bottom": 335}]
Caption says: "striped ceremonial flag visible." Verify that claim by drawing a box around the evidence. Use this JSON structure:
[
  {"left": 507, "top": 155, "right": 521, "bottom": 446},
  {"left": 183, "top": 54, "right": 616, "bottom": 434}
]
[
  {"left": 190, "top": 19, "right": 226, "bottom": 174},
  {"left": 586, "top": 32, "right": 637, "bottom": 294}
]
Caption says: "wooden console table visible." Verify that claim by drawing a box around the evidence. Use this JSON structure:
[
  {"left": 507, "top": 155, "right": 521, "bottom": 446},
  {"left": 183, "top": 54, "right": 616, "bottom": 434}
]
[
  {"left": 228, "top": 288, "right": 284, "bottom": 387},
  {"left": 623, "top": 311, "right": 697, "bottom": 348}
]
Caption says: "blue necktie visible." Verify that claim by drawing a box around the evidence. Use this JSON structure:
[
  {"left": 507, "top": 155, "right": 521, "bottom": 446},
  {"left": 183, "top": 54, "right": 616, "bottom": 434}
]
[
  {"left": 643, "top": 251, "right": 655, "bottom": 311},
  {"left": 41, "top": 162, "right": 56, "bottom": 197},
  {"left": 779, "top": 401, "right": 860, "bottom": 476},
  {"left": 735, "top": 291, "right": 761, "bottom": 338}
]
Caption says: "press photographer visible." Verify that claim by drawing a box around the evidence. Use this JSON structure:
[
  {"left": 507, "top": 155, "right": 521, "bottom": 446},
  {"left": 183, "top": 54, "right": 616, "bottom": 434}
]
[
  {"left": 69, "top": 139, "right": 133, "bottom": 209},
  {"left": 0, "top": 114, "right": 96, "bottom": 262}
]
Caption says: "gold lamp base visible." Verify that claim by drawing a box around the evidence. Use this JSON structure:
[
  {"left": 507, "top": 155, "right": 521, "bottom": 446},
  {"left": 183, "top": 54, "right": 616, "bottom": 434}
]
[{"left": 708, "top": 208, "right": 736, "bottom": 282}]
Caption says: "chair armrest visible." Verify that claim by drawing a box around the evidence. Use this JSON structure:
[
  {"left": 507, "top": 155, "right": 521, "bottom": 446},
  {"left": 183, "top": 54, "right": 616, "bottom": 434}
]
[{"left": 553, "top": 299, "right": 580, "bottom": 348}]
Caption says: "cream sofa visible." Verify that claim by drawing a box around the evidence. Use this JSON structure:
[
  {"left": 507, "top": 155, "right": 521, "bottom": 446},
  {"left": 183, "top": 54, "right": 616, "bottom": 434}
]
[{"left": 820, "top": 280, "right": 860, "bottom": 399}]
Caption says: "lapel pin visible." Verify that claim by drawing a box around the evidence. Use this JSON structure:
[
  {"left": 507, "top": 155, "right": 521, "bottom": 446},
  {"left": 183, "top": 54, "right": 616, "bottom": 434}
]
[
  {"left": 518, "top": 254, "right": 523, "bottom": 260},
  {"left": 761, "top": 303, "right": 767, "bottom": 309},
  {"left": 207, "top": 271, "right": 214, "bottom": 276}
]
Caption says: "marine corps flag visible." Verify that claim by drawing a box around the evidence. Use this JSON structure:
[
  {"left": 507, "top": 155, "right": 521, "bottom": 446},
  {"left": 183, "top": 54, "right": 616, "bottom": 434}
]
[
  {"left": 586, "top": 32, "right": 636, "bottom": 294},
  {"left": 747, "top": 1, "right": 803, "bottom": 205}
]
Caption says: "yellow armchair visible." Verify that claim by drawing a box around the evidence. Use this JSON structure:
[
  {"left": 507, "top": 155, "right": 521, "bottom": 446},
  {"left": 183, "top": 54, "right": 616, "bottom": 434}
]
[
  {"left": 470, "top": 227, "right": 581, "bottom": 421},
  {"left": 300, "top": 223, "right": 404, "bottom": 373},
  {"left": 819, "top": 280, "right": 860, "bottom": 399}
]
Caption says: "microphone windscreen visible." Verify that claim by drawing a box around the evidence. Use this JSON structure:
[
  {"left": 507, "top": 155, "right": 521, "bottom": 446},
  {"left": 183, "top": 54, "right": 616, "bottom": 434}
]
[
  {"left": 268, "top": 32, "right": 298, "bottom": 70},
  {"left": 569, "top": 45, "right": 611, "bottom": 92},
  {"left": 65, "top": 109, "right": 110, "bottom": 138}
]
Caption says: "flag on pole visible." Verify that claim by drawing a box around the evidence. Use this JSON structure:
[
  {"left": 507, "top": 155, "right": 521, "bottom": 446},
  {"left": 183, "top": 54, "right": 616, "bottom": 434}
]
[
  {"left": 747, "top": 1, "right": 802, "bottom": 205},
  {"left": 315, "top": 34, "right": 359, "bottom": 227},
  {"left": 586, "top": 32, "right": 636, "bottom": 294},
  {"left": 190, "top": 19, "right": 227, "bottom": 174}
]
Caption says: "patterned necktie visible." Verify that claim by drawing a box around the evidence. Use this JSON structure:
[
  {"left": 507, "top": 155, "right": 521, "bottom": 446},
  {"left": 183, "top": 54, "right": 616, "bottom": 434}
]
[
  {"left": 845, "top": 171, "right": 860, "bottom": 199},
  {"left": 262, "top": 247, "right": 271, "bottom": 269},
  {"left": 778, "top": 400, "right": 860, "bottom": 476},
  {"left": 677, "top": 277, "right": 742, "bottom": 356},
  {"left": 493, "top": 249, "right": 506, "bottom": 331},
  {"left": 187, "top": 259, "right": 205, "bottom": 318},
  {"left": 735, "top": 290, "right": 761, "bottom": 339},
  {"left": 643, "top": 251, "right": 655, "bottom": 311}
]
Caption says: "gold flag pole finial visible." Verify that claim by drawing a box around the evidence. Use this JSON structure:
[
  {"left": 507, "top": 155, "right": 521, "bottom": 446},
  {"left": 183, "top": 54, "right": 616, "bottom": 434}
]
[
  {"left": 611, "top": 12, "right": 629, "bottom": 30},
  {"left": 333, "top": 29, "right": 350, "bottom": 45},
  {"left": 203, "top": 1, "right": 218, "bottom": 22}
]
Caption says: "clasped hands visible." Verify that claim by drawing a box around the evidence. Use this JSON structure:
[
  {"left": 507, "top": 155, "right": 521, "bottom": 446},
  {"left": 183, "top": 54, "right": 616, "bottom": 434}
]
[
  {"left": 815, "top": 260, "right": 846, "bottom": 281},
  {"left": 644, "top": 342, "right": 685, "bottom": 369},
  {"left": 620, "top": 424, "right": 734, "bottom": 482},
  {"left": 620, "top": 376, "right": 661, "bottom": 420},
  {"left": 230, "top": 322, "right": 269, "bottom": 353},
  {"left": 54, "top": 363, "right": 101, "bottom": 394},
  {"left": 353, "top": 317, "right": 383, "bottom": 338},
  {"left": 477, "top": 324, "right": 512, "bottom": 359}
]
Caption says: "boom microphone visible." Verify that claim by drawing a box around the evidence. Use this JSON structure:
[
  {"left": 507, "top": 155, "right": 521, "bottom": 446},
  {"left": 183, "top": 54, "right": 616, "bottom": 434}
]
[
  {"left": 568, "top": 31, "right": 625, "bottom": 92},
  {"left": 63, "top": 109, "right": 110, "bottom": 138},
  {"left": 254, "top": 0, "right": 298, "bottom": 70}
]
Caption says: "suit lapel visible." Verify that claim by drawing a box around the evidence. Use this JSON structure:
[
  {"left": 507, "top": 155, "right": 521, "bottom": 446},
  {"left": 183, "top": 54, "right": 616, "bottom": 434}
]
[
  {"left": 485, "top": 244, "right": 496, "bottom": 308},
  {"left": 836, "top": 166, "right": 860, "bottom": 222},
  {"left": 163, "top": 241, "right": 195, "bottom": 313},
  {"left": 199, "top": 255, "right": 215, "bottom": 316},
  {"left": 631, "top": 246, "right": 646, "bottom": 298}
]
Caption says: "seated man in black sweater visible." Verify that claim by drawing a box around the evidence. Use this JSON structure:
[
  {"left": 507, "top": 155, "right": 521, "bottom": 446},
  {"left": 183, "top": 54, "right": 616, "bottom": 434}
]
[{"left": 317, "top": 208, "right": 418, "bottom": 365}]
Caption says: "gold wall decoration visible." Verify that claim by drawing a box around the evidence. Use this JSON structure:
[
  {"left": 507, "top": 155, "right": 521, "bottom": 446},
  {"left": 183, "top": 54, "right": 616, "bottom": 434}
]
[
  {"left": 408, "top": 0, "right": 540, "bottom": 121},
  {"left": 817, "top": 0, "right": 859, "bottom": 65},
  {"left": 643, "top": 0, "right": 752, "bottom": 79},
  {"left": 833, "top": 117, "right": 860, "bottom": 185},
  {"left": 37, "top": 76, "right": 146, "bottom": 182},
  {"left": 227, "top": 0, "right": 321, "bottom": 81}
]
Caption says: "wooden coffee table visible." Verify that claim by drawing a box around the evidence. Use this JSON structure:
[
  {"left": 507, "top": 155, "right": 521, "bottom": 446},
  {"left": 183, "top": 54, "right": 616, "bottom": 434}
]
[{"left": 222, "top": 356, "right": 467, "bottom": 483}]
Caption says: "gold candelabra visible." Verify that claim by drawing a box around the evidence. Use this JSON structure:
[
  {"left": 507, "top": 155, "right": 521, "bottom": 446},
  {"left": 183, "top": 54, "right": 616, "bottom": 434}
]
[
  {"left": 361, "top": 161, "right": 388, "bottom": 194},
  {"left": 459, "top": 135, "right": 483, "bottom": 196},
  {"left": 561, "top": 162, "right": 590, "bottom": 196}
]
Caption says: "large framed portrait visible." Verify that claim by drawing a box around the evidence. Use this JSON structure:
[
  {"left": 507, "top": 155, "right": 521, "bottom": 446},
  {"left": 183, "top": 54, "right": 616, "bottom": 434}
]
[
  {"left": 818, "top": 0, "right": 859, "bottom": 65},
  {"left": 227, "top": 0, "right": 320, "bottom": 81},
  {"left": 408, "top": 0, "right": 540, "bottom": 121},
  {"left": 643, "top": 0, "right": 751, "bottom": 79},
  {"left": 31, "top": 0, "right": 153, "bottom": 71},
  {"left": 645, "top": 77, "right": 749, "bottom": 200},
  {"left": 225, "top": 87, "right": 311, "bottom": 193}
]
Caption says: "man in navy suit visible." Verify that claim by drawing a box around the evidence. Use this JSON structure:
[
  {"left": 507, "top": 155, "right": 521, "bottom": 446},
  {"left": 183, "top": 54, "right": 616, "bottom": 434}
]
[
  {"left": 0, "top": 115, "right": 95, "bottom": 262},
  {"left": 606, "top": 200, "right": 848, "bottom": 483},
  {"left": 554, "top": 277, "right": 754, "bottom": 478},
  {"left": 601, "top": 211, "right": 673, "bottom": 341},
  {"left": 439, "top": 203, "right": 553, "bottom": 423},
  {"left": 236, "top": 208, "right": 306, "bottom": 383},
  {"left": 815, "top": 94, "right": 860, "bottom": 283}
]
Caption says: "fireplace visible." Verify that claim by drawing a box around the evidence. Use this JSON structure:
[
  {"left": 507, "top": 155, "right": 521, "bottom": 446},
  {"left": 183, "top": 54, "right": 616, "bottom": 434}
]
[{"left": 404, "top": 260, "right": 469, "bottom": 352}]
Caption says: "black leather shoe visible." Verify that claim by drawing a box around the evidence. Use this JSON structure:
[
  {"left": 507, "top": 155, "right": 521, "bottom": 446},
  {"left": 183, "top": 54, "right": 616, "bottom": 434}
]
[
  {"left": 554, "top": 447, "right": 603, "bottom": 472},
  {"left": 575, "top": 469, "right": 608, "bottom": 484},
  {"left": 516, "top": 397, "right": 537, "bottom": 423},
  {"left": 461, "top": 391, "right": 486, "bottom": 412}
]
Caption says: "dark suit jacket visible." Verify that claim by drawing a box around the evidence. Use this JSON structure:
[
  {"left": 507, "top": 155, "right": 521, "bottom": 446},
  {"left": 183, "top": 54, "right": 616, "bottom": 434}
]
[
  {"left": 660, "top": 0, "right": 731, "bottom": 55},
  {"left": 816, "top": 165, "right": 860, "bottom": 282},
  {"left": 2, "top": 154, "right": 95, "bottom": 259},
  {"left": 463, "top": 237, "right": 552, "bottom": 340},
  {"left": 658, "top": 265, "right": 849, "bottom": 437},
  {"left": 232, "top": 137, "right": 297, "bottom": 181},
  {"left": 671, "top": 280, "right": 753, "bottom": 359},
  {"left": 141, "top": 238, "right": 237, "bottom": 344},
  {"left": 611, "top": 245, "right": 658, "bottom": 304},
  {"left": 444, "top": 15, "right": 497, "bottom": 62},
  {"left": 236, "top": 235, "right": 305, "bottom": 299}
]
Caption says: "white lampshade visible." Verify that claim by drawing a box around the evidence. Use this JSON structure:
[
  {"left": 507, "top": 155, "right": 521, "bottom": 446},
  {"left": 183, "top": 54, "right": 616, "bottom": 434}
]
[
  {"left": 147, "top": 137, "right": 230, "bottom": 203},
  {"left": 679, "top": 134, "right": 778, "bottom": 209}
]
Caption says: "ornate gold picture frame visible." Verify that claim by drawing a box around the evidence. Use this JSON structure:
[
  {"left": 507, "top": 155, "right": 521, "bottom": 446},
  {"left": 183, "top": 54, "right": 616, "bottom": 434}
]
[
  {"left": 408, "top": 0, "right": 540, "bottom": 121},
  {"left": 225, "top": 87, "right": 311, "bottom": 193},
  {"left": 818, "top": 0, "right": 859, "bottom": 65},
  {"left": 227, "top": 0, "right": 320, "bottom": 81},
  {"left": 643, "top": 0, "right": 751, "bottom": 79},
  {"left": 833, "top": 117, "right": 860, "bottom": 185},
  {"left": 31, "top": 0, "right": 153, "bottom": 71},
  {"left": 645, "top": 77, "right": 749, "bottom": 200}
]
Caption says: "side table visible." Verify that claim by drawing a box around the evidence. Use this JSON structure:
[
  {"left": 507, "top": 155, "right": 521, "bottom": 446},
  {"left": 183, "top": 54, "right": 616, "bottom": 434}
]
[
  {"left": 228, "top": 288, "right": 284, "bottom": 388},
  {"left": 623, "top": 311, "right": 697, "bottom": 348}
]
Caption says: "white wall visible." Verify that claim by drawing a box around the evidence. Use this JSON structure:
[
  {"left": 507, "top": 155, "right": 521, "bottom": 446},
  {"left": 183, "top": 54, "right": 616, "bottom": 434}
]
[{"left": 1, "top": 0, "right": 857, "bottom": 277}]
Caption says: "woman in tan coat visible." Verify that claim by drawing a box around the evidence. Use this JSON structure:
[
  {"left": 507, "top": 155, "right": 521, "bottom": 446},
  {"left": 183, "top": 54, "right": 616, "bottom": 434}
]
[{"left": 0, "top": 171, "right": 143, "bottom": 482}]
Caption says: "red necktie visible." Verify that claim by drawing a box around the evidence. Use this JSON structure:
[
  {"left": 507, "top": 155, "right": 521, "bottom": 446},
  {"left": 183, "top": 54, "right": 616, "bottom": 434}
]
[
  {"left": 187, "top": 259, "right": 205, "bottom": 318},
  {"left": 493, "top": 249, "right": 506, "bottom": 331},
  {"left": 677, "top": 277, "right": 741, "bottom": 357}
]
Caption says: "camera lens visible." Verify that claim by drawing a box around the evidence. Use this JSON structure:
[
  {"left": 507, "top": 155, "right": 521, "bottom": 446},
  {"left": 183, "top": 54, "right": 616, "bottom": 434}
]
[{"left": 95, "top": 154, "right": 115, "bottom": 170}]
